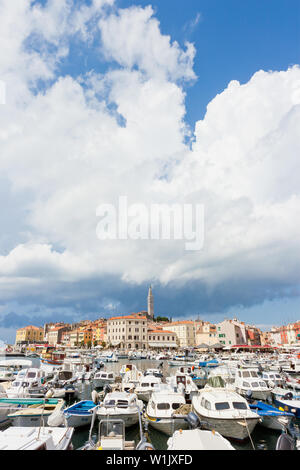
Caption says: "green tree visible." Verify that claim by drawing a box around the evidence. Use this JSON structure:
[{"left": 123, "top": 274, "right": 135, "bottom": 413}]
[{"left": 154, "top": 316, "right": 170, "bottom": 322}]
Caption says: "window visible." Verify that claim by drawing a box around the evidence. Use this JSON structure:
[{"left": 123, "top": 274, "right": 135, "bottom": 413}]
[
  {"left": 204, "top": 400, "right": 211, "bottom": 410},
  {"left": 157, "top": 403, "right": 170, "bottom": 410},
  {"left": 117, "top": 400, "right": 128, "bottom": 408},
  {"left": 172, "top": 403, "right": 181, "bottom": 410},
  {"left": 233, "top": 402, "right": 247, "bottom": 410},
  {"left": 242, "top": 371, "right": 251, "bottom": 378},
  {"left": 215, "top": 402, "right": 230, "bottom": 410}
]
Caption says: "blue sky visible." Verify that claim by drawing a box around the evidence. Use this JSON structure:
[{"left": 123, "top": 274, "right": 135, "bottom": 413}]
[
  {"left": 0, "top": 0, "right": 299, "bottom": 343},
  {"left": 58, "top": 0, "right": 300, "bottom": 125}
]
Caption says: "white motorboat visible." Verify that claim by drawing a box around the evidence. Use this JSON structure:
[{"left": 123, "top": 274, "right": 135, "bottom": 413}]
[
  {"left": 144, "top": 368, "right": 163, "bottom": 378},
  {"left": 93, "top": 370, "right": 116, "bottom": 388},
  {"left": 45, "top": 367, "right": 79, "bottom": 399},
  {"left": 167, "top": 428, "right": 235, "bottom": 450},
  {"left": 284, "top": 375, "right": 300, "bottom": 390},
  {"left": 166, "top": 372, "right": 199, "bottom": 402},
  {"left": 0, "top": 368, "right": 14, "bottom": 382},
  {"left": 260, "top": 371, "right": 284, "bottom": 388},
  {"left": 192, "top": 387, "right": 260, "bottom": 441},
  {"left": 96, "top": 392, "right": 143, "bottom": 427},
  {"left": 135, "top": 375, "right": 162, "bottom": 402},
  {"left": 0, "top": 360, "right": 33, "bottom": 378},
  {"left": 234, "top": 369, "right": 271, "bottom": 400},
  {"left": 106, "top": 353, "right": 118, "bottom": 363},
  {"left": 208, "top": 366, "right": 236, "bottom": 385},
  {"left": 6, "top": 368, "right": 47, "bottom": 398},
  {"left": 144, "top": 390, "right": 189, "bottom": 436},
  {"left": 0, "top": 426, "right": 74, "bottom": 450},
  {"left": 82, "top": 415, "right": 154, "bottom": 450},
  {"left": 122, "top": 365, "right": 143, "bottom": 389},
  {"left": 119, "top": 363, "right": 141, "bottom": 378}
]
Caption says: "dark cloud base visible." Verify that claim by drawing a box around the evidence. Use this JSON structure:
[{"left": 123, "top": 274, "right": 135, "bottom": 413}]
[{"left": 0, "top": 274, "right": 299, "bottom": 329}]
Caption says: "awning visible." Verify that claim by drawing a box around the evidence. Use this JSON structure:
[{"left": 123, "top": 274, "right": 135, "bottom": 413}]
[
  {"left": 111, "top": 340, "right": 121, "bottom": 346},
  {"left": 148, "top": 342, "right": 178, "bottom": 348}
]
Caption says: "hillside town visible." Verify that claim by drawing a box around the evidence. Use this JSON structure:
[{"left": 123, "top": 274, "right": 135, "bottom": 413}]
[{"left": 12, "top": 288, "right": 300, "bottom": 352}]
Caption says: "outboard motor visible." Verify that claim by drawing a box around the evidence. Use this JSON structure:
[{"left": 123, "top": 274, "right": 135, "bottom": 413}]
[
  {"left": 103, "top": 384, "right": 112, "bottom": 396},
  {"left": 246, "top": 389, "right": 253, "bottom": 403},
  {"left": 276, "top": 433, "right": 295, "bottom": 450},
  {"left": 184, "top": 412, "right": 200, "bottom": 430},
  {"left": 65, "top": 384, "right": 75, "bottom": 401}
]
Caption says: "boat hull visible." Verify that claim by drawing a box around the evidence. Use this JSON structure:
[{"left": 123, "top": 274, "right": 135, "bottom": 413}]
[
  {"left": 192, "top": 408, "right": 259, "bottom": 441},
  {"left": 144, "top": 414, "right": 189, "bottom": 436},
  {"left": 96, "top": 410, "right": 139, "bottom": 427},
  {"left": 236, "top": 388, "right": 271, "bottom": 401},
  {"left": 64, "top": 413, "right": 92, "bottom": 428},
  {"left": 93, "top": 379, "right": 115, "bottom": 388}
]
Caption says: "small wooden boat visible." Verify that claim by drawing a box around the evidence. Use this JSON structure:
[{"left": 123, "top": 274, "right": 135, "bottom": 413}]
[
  {"left": 64, "top": 400, "right": 96, "bottom": 428},
  {"left": 7, "top": 398, "right": 64, "bottom": 427}
]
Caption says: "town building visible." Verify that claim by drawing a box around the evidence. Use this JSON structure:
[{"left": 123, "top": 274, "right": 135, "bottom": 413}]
[
  {"left": 47, "top": 325, "right": 71, "bottom": 346},
  {"left": 107, "top": 314, "right": 148, "bottom": 350},
  {"left": 147, "top": 327, "right": 178, "bottom": 349},
  {"left": 163, "top": 320, "right": 195, "bottom": 348},
  {"left": 195, "top": 321, "right": 217, "bottom": 346},
  {"left": 216, "top": 319, "right": 247, "bottom": 347},
  {"left": 15, "top": 326, "right": 44, "bottom": 345}
]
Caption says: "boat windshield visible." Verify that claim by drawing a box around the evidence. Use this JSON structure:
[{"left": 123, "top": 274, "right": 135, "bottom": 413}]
[
  {"left": 157, "top": 403, "right": 170, "bottom": 410},
  {"left": 215, "top": 402, "right": 230, "bottom": 410},
  {"left": 233, "top": 402, "right": 247, "bottom": 410},
  {"left": 100, "top": 421, "right": 124, "bottom": 438},
  {"left": 27, "top": 372, "right": 36, "bottom": 378},
  {"left": 241, "top": 371, "right": 250, "bottom": 378},
  {"left": 117, "top": 400, "right": 128, "bottom": 408}
]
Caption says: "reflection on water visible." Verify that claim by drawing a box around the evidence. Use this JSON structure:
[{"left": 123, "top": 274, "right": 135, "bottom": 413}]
[{"left": 1, "top": 356, "right": 296, "bottom": 450}]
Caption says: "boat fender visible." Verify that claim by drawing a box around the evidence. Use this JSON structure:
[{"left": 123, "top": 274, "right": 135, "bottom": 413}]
[
  {"left": 45, "top": 388, "right": 54, "bottom": 398},
  {"left": 92, "top": 390, "right": 99, "bottom": 404}
]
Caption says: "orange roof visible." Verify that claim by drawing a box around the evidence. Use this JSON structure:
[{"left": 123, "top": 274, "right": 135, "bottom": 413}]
[
  {"left": 48, "top": 326, "right": 67, "bottom": 331},
  {"left": 17, "top": 325, "right": 42, "bottom": 331},
  {"left": 148, "top": 329, "right": 174, "bottom": 335},
  {"left": 169, "top": 320, "right": 194, "bottom": 325},
  {"left": 109, "top": 315, "right": 147, "bottom": 321}
]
